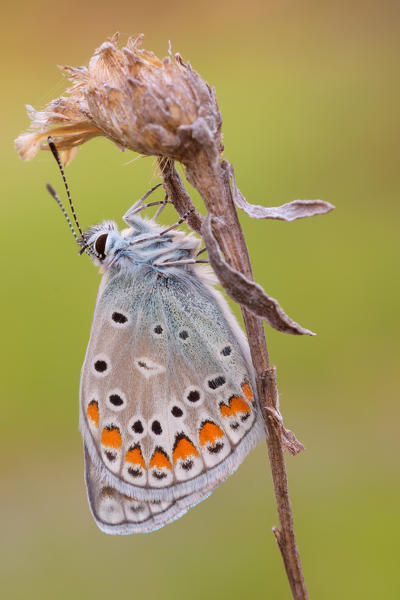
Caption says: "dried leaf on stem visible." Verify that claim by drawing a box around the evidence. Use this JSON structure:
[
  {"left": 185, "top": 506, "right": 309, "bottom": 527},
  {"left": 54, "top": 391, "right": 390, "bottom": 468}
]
[
  {"left": 229, "top": 163, "right": 334, "bottom": 221},
  {"left": 202, "top": 215, "right": 315, "bottom": 336}
]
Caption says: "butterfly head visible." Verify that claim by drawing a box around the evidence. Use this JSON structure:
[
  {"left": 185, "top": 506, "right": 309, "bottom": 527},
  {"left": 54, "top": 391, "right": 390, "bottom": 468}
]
[
  {"left": 78, "top": 220, "right": 123, "bottom": 265},
  {"left": 45, "top": 141, "right": 200, "bottom": 272},
  {"left": 78, "top": 214, "right": 201, "bottom": 276}
]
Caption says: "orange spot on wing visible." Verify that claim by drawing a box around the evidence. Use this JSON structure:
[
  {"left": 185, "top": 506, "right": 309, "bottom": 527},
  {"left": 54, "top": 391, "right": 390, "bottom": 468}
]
[
  {"left": 150, "top": 449, "right": 172, "bottom": 471},
  {"left": 220, "top": 396, "right": 251, "bottom": 418},
  {"left": 173, "top": 436, "right": 199, "bottom": 464},
  {"left": 241, "top": 382, "right": 253, "bottom": 403},
  {"left": 101, "top": 426, "right": 122, "bottom": 449},
  {"left": 87, "top": 400, "right": 99, "bottom": 427},
  {"left": 125, "top": 446, "right": 145, "bottom": 469},
  {"left": 220, "top": 403, "right": 232, "bottom": 417},
  {"left": 199, "top": 422, "right": 224, "bottom": 446}
]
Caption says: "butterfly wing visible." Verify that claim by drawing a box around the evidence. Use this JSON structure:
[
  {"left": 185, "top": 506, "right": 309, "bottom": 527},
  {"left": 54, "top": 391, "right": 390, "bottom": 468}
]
[
  {"left": 84, "top": 444, "right": 215, "bottom": 534},
  {"left": 80, "top": 266, "right": 264, "bottom": 510}
]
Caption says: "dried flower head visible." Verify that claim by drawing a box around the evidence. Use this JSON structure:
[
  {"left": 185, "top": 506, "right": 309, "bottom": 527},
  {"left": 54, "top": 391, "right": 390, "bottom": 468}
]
[{"left": 15, "top": 33, "right": 223, "bottom": 165}]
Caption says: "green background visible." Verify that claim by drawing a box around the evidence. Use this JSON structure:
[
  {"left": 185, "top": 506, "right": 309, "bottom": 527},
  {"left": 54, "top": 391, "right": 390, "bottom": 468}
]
[{"left": 2, "top": 1, "right": 399, "bottom": 598}]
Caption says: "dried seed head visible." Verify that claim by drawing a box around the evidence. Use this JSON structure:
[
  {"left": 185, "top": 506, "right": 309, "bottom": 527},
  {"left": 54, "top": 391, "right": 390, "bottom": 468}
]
[{"left": 15, "top": 33, "right": 223, "bottom": 165}]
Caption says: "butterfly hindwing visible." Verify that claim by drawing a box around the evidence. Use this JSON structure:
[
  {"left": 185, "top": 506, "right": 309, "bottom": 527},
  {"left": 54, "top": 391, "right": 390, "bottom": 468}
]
[
  {"left": 84, "top": 445, "right": 215, "bottom": 534},
  {"left": 80, "top": 265, "right": 264, "bottom": 504}
]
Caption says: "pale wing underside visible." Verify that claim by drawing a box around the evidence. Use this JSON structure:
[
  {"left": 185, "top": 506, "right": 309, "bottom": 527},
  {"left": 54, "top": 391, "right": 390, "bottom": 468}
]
[
  {"left": 80, "top": 267, "right": 264, "bottom": 503},
  {"left": 84, "top": 445, "right": 214, "bottom": 534}
]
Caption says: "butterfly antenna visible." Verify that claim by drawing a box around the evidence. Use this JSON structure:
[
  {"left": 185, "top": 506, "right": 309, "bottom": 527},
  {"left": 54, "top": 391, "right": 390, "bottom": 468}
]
[
  {"left": 46, "top": 183, "right": 79, "bottom": 242},
  {"left": 47, "top": 136, "right": 84, "bottom": 237},
  {"left": 46, "top": 184, "right": 92, "bottom": 257}
]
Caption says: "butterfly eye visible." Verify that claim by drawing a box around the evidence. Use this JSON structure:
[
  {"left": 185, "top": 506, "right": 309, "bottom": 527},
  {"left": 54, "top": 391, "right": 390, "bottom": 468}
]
[{"left": 95, "top": 233, "right": 108, "bottom": 260}]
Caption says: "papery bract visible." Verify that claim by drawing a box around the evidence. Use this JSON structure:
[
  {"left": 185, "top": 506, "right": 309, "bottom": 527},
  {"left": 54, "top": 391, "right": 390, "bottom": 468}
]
[{"left": 15, "top": 33, "right": 222, "bottom": 165}]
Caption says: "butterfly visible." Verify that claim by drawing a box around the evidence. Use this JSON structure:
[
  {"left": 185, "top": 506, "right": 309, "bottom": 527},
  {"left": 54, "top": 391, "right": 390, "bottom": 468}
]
[{"left": 47, "top": 138, "right": 264, "bottom": 534}]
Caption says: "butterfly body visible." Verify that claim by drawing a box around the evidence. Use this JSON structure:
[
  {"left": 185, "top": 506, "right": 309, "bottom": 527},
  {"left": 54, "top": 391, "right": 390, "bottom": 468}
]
[{"left": 79, "top": 207, "right": 264, "bottom": 533}]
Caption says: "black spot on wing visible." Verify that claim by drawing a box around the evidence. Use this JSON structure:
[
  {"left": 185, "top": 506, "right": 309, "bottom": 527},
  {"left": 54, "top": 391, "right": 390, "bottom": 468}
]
[
  {"left": 152, "top": 471, "right": 167, "bottom": 480},
  {"left": 187, "top": 390, "right": 200, "bottom": 403},
  {"left": 181, "top": 460, "right": 193, "bottom": 471},
  {"left": 151, "top": 420, "right": 162, "bottom": 435},
  {"left": 208, "top": 442, "right": 224, "bottom": 454},
  {"left": 105, "top": 450, "right": 116, "bottom": 462},
  {"left": 208, "top": 376, "right": 226, "bottom": 390},
  {"left": 94, "top": 360, "right": 107, "bottom": 372},
  {"left": 128, "top": 467, "right": 143, "bottom": 479},
  {"left": 112, "top": 311, "right": 127, "bottom": 324},
  {"left": 105, "top": 424, "right": 119, "bottom": 431},
  {"left": 109, "top": 394, "right": 124, "bottom": 407},
  {"left": 131, "top": 420, "right": 144, "bottom": 434},
  {"left": 171, "top": 406, "right": 183, "bottom": 417}
]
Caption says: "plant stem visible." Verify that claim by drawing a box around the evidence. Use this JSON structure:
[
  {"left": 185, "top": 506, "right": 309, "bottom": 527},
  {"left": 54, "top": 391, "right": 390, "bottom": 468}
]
[{"left": 159, "top": 153, "right": 309, "bottom": 600}]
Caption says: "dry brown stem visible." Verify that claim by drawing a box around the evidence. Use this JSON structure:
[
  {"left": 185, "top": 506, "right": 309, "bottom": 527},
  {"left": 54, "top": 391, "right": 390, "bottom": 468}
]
[{"left": 159, "top": 155, "right": 310, "bottom": 599}]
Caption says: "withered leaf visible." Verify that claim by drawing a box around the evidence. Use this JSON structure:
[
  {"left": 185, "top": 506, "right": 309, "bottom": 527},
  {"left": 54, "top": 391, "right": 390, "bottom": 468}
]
[
  {"left": 202, "top": 216, "right": 315, "bottom": 336},
  {"left": 266, "top": 407, "right": 305, "bottom": 456},
  {"left": 228, "top": 164, "right": 334, "bottom": 221},
  {"left": 281, "top": 427, "right": 305, "bottom": 456}
]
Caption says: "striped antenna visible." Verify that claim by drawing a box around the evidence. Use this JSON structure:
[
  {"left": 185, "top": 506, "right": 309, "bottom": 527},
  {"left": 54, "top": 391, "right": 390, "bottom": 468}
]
[
  {"left": 46, "top": 183, "right": 79, "bottom": 242},
  {"left": 47, "top": 136, "right": 83, "bottom": 237},
  {"left": 45, "top": 183, "right": 93, "bottom": 257}
]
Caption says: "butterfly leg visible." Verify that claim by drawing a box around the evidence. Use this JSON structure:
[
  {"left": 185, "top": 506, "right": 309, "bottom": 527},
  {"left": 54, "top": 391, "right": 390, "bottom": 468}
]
[
  {"left": 158, "top": 208, "right": 195, "bottom": 235},
  {"left": 154, "top": 258, "right": 209, "bottom": 267},
  {"left": 151, "top": 192, "right": 169, "bottom": 221},
  {"left": 129, "top": 197, "right": 172, "bottom": 217},
  {"left": 123, "top": 184, "right": 163, "bottom": 221},
  {"left": 129, "top": 208, "right": 195, "bottom": 248}
]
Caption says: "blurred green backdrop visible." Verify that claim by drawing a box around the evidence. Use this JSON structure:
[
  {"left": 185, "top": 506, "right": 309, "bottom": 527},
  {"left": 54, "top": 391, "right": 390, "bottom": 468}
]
[{"left": 2, "top": 1, "right": 399, "bottom": 598}]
